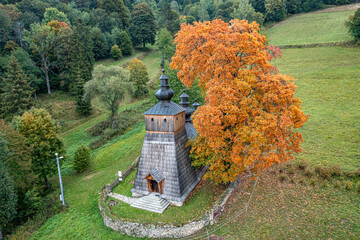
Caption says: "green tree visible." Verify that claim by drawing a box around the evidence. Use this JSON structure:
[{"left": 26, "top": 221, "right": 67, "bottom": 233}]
[
  {"left": 156, "top": 28, "right": 175, "bottom": 61},
  {"left": 84, "top": 65, "right": 133, "bottom": 128},
  {"left": 346, "top": 8, "right": 360, "bottom": 42},
  {"left": 250, "top": 0, "right": 266, "bottom": 13},
  {"left": 73, "top": 145, "right": 91, "bottom": 173},
  {"left": 232, "top": 0, "right": 264, "bottom": 25},
  {"left": 215, "top": 0, "right": 234, "bottom": 22},
  {"left": 0, "top": 137, "right": 17, "bottom": 240},
  {"left": 90, "top": 27, "right": 107, "bottom": 59},
  {"left": 69, "top": 27, "right": 93, "bottom": 116},
  {"left": 111, "top": 44, "right": 122, "bottom": 60},
  {"left": 43, "top": 7, "right": 69, "bottom": 24},
  {"left": 1, "top": 55, "right": 34, "bottom": 120},
  {"left": 17, "top": 108, "right": 65, "bottom": 190},
  {"left": 265, "top": 0, "right": 286, "bottom": 22},
  {"left": 127, "top": 58, "right": 149, "bottom": 98},
  {"left": 97, "top": 0, "right": 129, "bottom": 29},
  {"left": 129, "top": 3, "right": 157, "bottom": 49},
  {"left": 159, "top": 1, "right": 180, "bottom": 35},
  {"left": 112, "top": 28, "right": 133, "bottom": 56},
  {"left": 0, "top": 9, "right": 12, "bottom": 53},
  {"left": 198, "top": 0, "right": 210, "bottom": 21},
  {"left": 25, "top": 23, "right": 57, "bottom": 94}
]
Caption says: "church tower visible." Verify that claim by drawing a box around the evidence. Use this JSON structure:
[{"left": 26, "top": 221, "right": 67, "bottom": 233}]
[{"left": 131, "top": 70, "right": 201, "bottom": 206}]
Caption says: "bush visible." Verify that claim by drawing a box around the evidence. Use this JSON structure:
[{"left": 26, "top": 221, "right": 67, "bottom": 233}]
[
  {"left": 304, "top": 166, "right": 315, "bottom": 177},
  {"left": 315, "top": 166, "right": 331, "bottom": 180},
  {"left": 346, "top": 8, "right": 360, "bottom": 42},
  {"left": 279, "top": 173, "right": 286, "bottom": 182},
  {"left": 321, "top": 180, "right": 328, "bottom": 188},
  {"left": 328, "top": 164, "right": 342, "bottom": 177},
  {"left": 344, "top": 170, "right": 357, "bottom": 178},
  {"left": 111, "top": 44, "right": 122, "bottom": 60},
  {"left": 296, "top": 160, "right": 308, "bottom": 170},
  {"left": 333, "top": 180, "right": 341, "bottom": 188},
  {"left": 310, "top": 178, "right": 316, "bottom": 186},
  {"left": 73, "top": 145, "right": 91, "bottom": 173},
  {"left": 357, "top": 181, "right": 360, "bottom": 193},
  {"left": 344, "top": 180, "right": 353, "bottom": 190}
]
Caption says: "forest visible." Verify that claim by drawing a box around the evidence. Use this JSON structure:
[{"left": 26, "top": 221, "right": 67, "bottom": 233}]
[{"left": 0, "top": 0, "right": 359, "bottom": 239}]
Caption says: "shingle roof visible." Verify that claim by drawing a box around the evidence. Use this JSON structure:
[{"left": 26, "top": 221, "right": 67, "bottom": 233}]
[
  {"left": 144, "top": 101, "right": 185, "bottom": 116},
  {"left": 149, "top": 168, "right": 164, "bottom": 182},
  {"left": 185, "top": 122, "right": 197, "bottom": 140}
]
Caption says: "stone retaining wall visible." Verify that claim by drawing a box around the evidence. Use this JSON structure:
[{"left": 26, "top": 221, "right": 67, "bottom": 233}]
[{"left": 98, "top": 159, "right": 246, "bottom": 238}]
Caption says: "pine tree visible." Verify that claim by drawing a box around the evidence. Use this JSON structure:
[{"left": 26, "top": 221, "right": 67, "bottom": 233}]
[
  {"left": 97, "top": 0, "right": 129, "bottom": 29},
  {"left": 1, "top": 55, "right": 34, "bottom": 120},
  {"left": 70, "top": 28, "right": 93, "bottom": 116}
]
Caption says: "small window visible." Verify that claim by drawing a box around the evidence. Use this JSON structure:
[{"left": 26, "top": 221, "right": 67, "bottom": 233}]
[
  {"left": 176, "top": 117, "right": 178, "bottom": 120},
  {"left": 164, "top": 119, "right": 167, "bottom": 122},
  {"left": 151, "top": 118, "right": 154, "bottom": 122}
]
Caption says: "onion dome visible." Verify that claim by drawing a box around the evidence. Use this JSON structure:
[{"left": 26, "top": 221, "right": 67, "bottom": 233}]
[
  {"left": 192, "top": 99, "right": 200, "bottom": 111},
  {"left": 180, "top": 89, "right": 193, "bottom": 122},
  {"left": 155, "top": 69, "right": 174, "bottom": 102}
]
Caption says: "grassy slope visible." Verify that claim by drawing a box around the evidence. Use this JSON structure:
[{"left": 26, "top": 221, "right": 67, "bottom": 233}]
[
  {"left": 9, "top": 50, "right": 161, "bottom": 240},
  {"left": 274, "top": 47, "right": 360, "bottom": 170},
  {"left": 267, "top": 10, "right": 355, "bottom": 45}
]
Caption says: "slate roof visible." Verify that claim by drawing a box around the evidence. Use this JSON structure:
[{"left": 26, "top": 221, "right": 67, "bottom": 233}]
[
  {"left": 185, "top": 122, "right": 197, "bottom": 140},
  {"left": 149, "top": 168, "right": 165, "bottom": 182},
  {"left": 144, "top": 101, "right": 185, "bottom": 116}
]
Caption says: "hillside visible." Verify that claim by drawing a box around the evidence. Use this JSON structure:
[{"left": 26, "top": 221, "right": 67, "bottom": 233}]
[{"left": 7, "top": 4, "right": 360, "bottom": 240}]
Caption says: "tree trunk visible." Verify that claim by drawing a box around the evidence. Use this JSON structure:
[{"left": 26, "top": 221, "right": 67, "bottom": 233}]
[
  {"left": 34, "top": 92, "right": 37, "bottom": 100},
  {"left": 143, "top": 41, "right": 146, "bottom": 50},
  {"left": 44, "top": 176, "right": 50, "bottom": 190},
  {"left": 45, "top": 69, "right": 51, "bottom": 94},
  {"left": 0, "top": 229, "right": 3, "bottom": 240},
  {"left": 111, "top": 114, "right": 115, "bottom": 129}
]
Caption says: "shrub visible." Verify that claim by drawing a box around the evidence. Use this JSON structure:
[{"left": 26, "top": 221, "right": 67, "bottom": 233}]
[
  {"left": 315, "top": 165, "right": 331, "bottom": 180},
  {"left": 279, "top": 173, "right": 286, "bottom": 182},
  {"left": 321, "top": 180, "right": 328, "bottom": 188},
  {"left": 346, "top": 8, "right": 360, "bottom": 42},
  {"left": 298, "top": 176, "right": 305, "bottom": 184},
  {"left": 111, "top": 44, "right": 122, "bottom": 60},
  {"left": 310, "top": 178, "right": 316, "bottom": 186},
  {"left": 344, "top": 180, "right": 353, "bottom": 190},
  {"left": 287, "top": 166, "right": 295, "bottom": 175},
  {"left": 344, "top": 170, "right": 357, "bottom": 178},
  {"left": 328, "top": 164, "right": 342, "bottom": 177},
  {"left": 73, "top": 145, "right": 91, "bottom": 173},
  {"left": 357, "top": 181, "right": 360, "bottom": 193},
  {"left": 296, "top": 160, "right": 308, "bottom": 170},
  {"left": 333, "top": 180, "right": 341, "bottom": 188},
  {"left": 304, "top": 166, "right": 315, "bottom": 177}
]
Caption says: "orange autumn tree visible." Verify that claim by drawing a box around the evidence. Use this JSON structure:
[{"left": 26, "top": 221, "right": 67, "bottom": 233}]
[{"left": 170, "top": 19, "right": 308, "bottom": 183}]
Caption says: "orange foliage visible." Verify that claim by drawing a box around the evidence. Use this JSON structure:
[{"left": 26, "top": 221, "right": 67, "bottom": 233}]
[
  {"left": 47, "top": 20, "right": 70, "bottom": 33},
  {"left": 170, "top": 19, "right": 308, "bottom": 183}
]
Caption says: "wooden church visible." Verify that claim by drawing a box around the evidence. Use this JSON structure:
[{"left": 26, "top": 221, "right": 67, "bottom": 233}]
[{"left": 131, "top": 70, "right": 203, "bottom": 206}]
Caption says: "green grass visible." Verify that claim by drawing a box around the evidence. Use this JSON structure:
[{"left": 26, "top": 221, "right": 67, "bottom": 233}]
[
  {"left": 273, "top": 47, "right": 360, "bottom": 170},
  {"left": 23, "top": 123, "right": 146, "bottom": 240},
  {"left": 110, "top": 179, "right": 225, "bottom": 225},
  {"left": 95, "top": 51, "right": 144, "bottom": 67},
  {"left": 213, "top": 168, "right": 360, "bottom": 239},
  {"left": 267, "top": 10, "right": 355, "bottom": 45}
]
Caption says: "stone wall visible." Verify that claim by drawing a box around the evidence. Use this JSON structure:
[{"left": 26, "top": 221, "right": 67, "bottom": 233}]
[{"left": 98, "top": 158, "right": 247, "bottom": 238}]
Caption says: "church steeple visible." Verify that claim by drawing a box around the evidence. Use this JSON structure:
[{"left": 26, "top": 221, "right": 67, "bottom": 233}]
[
  {"left": 180, "top": 89, "right": 193, "bottom": 122},
  {"left": 192, "top": 99, "right": 200, "bottom": 111},
  {"left": 155, "top": 69, "right": 174, "bottom": 102}
]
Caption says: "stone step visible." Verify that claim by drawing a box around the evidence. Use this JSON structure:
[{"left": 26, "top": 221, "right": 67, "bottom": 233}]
[{"left": 130, "top": 193, "right": 170, "bottom": 213}]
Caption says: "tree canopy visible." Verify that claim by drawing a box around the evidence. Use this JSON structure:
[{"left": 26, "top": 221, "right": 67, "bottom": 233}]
[
  {"left": 171, "top": 19, "right": 308, "bottom": 183},
  {"left": 84, "top": 65, "right": 133, "bottom": 128}
]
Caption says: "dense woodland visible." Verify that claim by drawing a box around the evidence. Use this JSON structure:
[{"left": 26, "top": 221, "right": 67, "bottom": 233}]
[{"left": 0, "top": 0, "right": 359, "bottom": 239}]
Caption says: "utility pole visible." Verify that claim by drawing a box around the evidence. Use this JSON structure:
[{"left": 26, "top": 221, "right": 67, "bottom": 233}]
[{"left": 55, "top": 153, "right": 65, "bottom": 206}]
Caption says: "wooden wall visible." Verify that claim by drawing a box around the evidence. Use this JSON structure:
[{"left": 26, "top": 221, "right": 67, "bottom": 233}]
[{"left": 145, "top": 112, "right": 185, "bottom": 133}]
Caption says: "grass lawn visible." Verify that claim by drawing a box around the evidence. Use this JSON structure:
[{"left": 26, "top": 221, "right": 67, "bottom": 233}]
[
  {"left": 18, "top": 123, "right": 147, "bottom": 240},
  {"left": 95, "top": 51, "right": 144, "bottom": 67},
  {"left": 273, "top": 47, "right": 360, "bottom": 170},
  {"left": 267, "top": 10, "right": 355, "bottom": 45},
  {"left": 213, "top": 166, "right": 360, "bottom": 239},
  {"left": 110, "top": 175, "right": 226, "bottom": 225}
]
